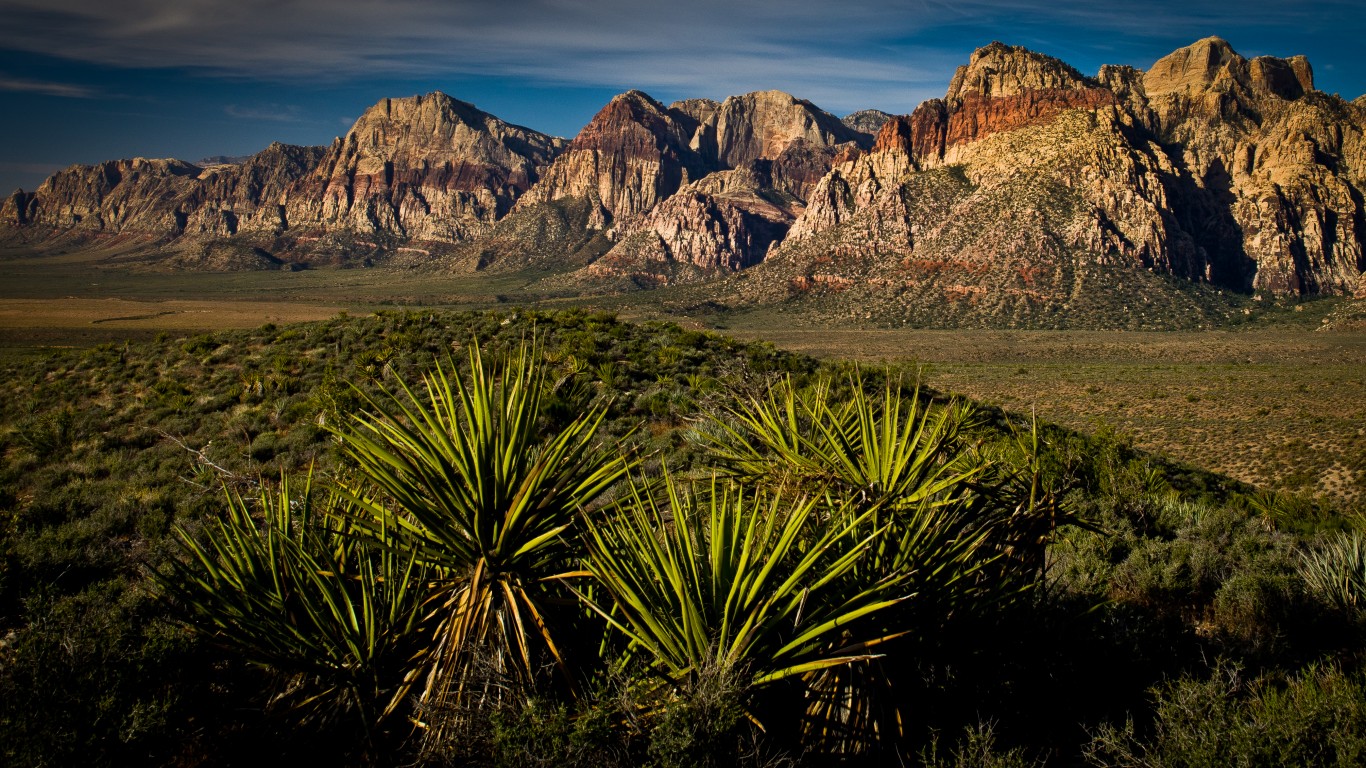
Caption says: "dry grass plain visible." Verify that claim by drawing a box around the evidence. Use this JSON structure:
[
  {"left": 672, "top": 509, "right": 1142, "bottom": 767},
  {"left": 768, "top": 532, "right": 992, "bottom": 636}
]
[
  {"left": 2, "top": 247, "right": 1362, "bottom": 507},
  {"left": 731, "top": 328, "right": 1366, "bottom": 507}
]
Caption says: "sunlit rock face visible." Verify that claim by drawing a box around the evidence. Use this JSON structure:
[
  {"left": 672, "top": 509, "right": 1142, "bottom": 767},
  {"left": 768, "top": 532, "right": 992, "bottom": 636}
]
[
  {"left": 283, "top": 93, "right": 564, "bottom": 242},
  {"left": 777, "top": 38, "right": 1366, "bottom": 308}
]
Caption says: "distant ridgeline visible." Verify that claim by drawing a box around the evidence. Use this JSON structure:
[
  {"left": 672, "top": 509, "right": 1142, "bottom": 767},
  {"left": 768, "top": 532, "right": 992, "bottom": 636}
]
[{"left": 4, "top": 38, "right": 1365, "bottom": 326}]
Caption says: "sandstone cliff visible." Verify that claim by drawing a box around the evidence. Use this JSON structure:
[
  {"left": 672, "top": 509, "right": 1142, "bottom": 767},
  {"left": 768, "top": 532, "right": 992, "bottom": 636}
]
[
  {"left": 843, "top": 109, "right": 894, "bottom": 135},
  {"left": 673, "top": 90, "right": 869, "bottom": 171},
  {"left": 513, "top": 90, "right": 706, "bottom": 232},
  {"left": 287, "top": 93, "right": 563, "bottom": 243},
  {"left": 8, "top": 157, "right": 208, "bottom": 239},
  {"left": 535, "top": 89, "right": 870, "bottom": 281},
  {"left": 582, "top": 166, "right": 793, "bottom": 286},
  {"left": 1, "top": 92, "right": 562, "bottom": 265},
  {"left": 763, "top": 37, "right": 1365, "bottom": 328},
  {"left": 180, "top": 143, "right": 327, "bottom": 237},
  {"left": 1131, "top": 37, "right": 1365, "bottom": 295}
]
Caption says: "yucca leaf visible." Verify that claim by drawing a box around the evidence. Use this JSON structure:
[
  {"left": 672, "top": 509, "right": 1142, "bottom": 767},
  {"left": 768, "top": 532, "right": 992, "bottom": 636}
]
[
  {"left": 156, "top": 475, "right": 429, "bottom": 735},
  {"left": 328, "top": 339, "right": 634, "bottom": 734}
]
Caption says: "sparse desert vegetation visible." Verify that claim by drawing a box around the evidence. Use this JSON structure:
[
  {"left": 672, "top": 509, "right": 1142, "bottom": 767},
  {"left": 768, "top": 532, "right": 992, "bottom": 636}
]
[
  {"left": 2, "top": 304, "right": 1364, "bottom": 766},
  {"left": 3, "top": 250, "right": 1361, "bottom": 507},
  {"left": 733, "top": 327, "right": 1366, "bottom": 507}
]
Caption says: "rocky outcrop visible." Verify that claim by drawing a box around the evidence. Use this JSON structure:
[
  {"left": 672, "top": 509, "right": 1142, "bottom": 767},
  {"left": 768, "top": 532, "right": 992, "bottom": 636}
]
[
  {"left": 673, "top": 90, "right": 871, "bottom": 169},
  {"left": 1, "top": 190, "right": 37, "bottom": 228},
  {"left": 520, "top": 89, "right": 867, "bottom": 236},
  {"left": 945, "top": 41, "right": 1095, "bottom": 99},
  {"left": 515, "top": 91, "right": 704, "bottom": 230},
  {"left": 885, "top": 44, "right": 1122, "bottom": 166},
  {"left": 776, "top": 37, "right": 1366, "bottom": 315},
  {"left": 285, "top": 93, "right": 562, "bottom": 242},
  {"left": 12, "top": 157, "right": 205, "bottom": 237},
  {"left": 526, "top": 89, "right": 869, "bottom": 281},
  {"left": 843, "top": 109, "right": 894, "bottom": 135},
  {"left": 0, "top": 146, "right": 328, "bottom": 246},
  {"left": 585, "top": 166, "right": 792, "bottom": 283},
  {"left": 1128, "top": 37, "right": 1366, "bottom": 295},
  {"left": 180, "top": 143, "right": 326, "bottom": 237}
]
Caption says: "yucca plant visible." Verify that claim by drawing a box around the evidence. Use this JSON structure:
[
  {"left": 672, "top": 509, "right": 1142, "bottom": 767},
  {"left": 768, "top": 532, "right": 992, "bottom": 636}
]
[
  {"left": 800, "top": 497, "right": 1000, "bottom": 751},
  {"left": 970, "top": 414, "right": 1091, "bottom": 582},
  {"left": 704, "top": 372, "right": 1077, "bottom": 585},
  {"left": 698, "top": 372, "right": 1074, "bottom": 751},
  {"left": 158, "top": 475, "right": 427, "bottom": 738},
  {"left": 330, "top": 342, "right": 633, "bottom": 734},
  {"left": 702, "top": 373, "right": 982, "bottom": 514},
  {"left": 580, "top": 474, "right": 907, "bottom": 729},
  {"left": 1299, "top": 530, "right": 1366, "bottom": 612}
]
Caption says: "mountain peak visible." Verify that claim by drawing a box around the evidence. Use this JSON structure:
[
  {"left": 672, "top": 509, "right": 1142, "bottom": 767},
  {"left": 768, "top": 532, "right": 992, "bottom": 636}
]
[
  {"left": 611, "top": 90, "right": 664, "bottom": 108},
  {"left": 1143, "top": 36, "right": 1243, "bottom": 96},
  {"left": 1144, "top": 37, "right": 1314, "bottom": 100},
  {"left": 843, "top": 109, "right": 894, "bottom": 135},
  {"left": 946, "top": 41, "right": 1093, "bottom": 101}
]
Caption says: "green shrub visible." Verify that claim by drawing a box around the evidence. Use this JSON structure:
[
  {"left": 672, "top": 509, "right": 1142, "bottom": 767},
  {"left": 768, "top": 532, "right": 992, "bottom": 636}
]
[
  {"left": 647, "top": 662, "right": 751, "bottom": 768},
  {"left": 920, "top": 722, "right": 1042, "bottom": 768},
  {"left": 1087, "top": 664, "right": 1366, "bottom": 767}
]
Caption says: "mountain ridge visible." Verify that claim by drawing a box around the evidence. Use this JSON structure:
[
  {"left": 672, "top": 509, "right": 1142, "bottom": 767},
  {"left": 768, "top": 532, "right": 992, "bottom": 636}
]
[{"left": 4, "top": 38, "right": 1364, "bottom": 327}]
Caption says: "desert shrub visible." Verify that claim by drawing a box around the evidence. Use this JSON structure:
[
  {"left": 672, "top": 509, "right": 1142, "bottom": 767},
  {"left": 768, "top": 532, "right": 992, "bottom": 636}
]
[
  {"left": 646, "top": 662, "right": 756, "bottom": 768},
  {"left": 416, "top": 669, "right": 634, "bottom": 767},
  {"left": 0, "top": 582, "right": 203, "bottom": 768},
  {"left": 920, "top": 722, "right": 1043, "bottom": 768},
  {"left": 15, "top": 406, "right": 76, "bottom": 458},
  {"left": 1087, "top": 663, "right": 1366, "bottom": 767},
  {"left": 1107, "top": 500, "right": 1320, "bottom": 660}
]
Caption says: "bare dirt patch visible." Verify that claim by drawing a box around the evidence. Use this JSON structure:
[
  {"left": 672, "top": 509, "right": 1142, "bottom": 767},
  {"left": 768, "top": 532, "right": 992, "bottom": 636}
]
[{"left": 0, "top": 297, "right": 343, "bottom": 331}]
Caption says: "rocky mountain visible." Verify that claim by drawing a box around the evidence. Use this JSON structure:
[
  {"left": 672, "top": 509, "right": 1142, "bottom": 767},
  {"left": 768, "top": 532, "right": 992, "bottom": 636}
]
[
  {"left": 578, "top": 91, "right": 871, "bottom": 284},
  {"left": 513, "top": 90, "right": 707, "bottom": 232},
  {"left": 284, "top": 93, "right": 563, "bottom": 244},
  {"left": 739, "top": 38, "right": 1366, "bottom": 327},
  {"left": 3, "top": 38, "right": 1364, "bottom": 326},
  {"left": 1131, "top": 39, "right": 1365, "bottom": 296},
  {"left": 2, "top": 92, "right": 562, "bottom": 265},
  {"left": 509, "top": 89, "right": 872, "bottom": 283}
]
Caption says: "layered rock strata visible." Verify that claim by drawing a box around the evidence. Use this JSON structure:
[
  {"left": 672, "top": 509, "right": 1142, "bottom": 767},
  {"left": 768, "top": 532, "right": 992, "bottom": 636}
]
[
  {"left": 771, "top": 38, "right": 1365, "bottom": 309},
  {"left": 537, "top": 90, "right": 872, "bottom": 281},
  {"left": 284, "top": 93, "right": 563, "bottom": 242},
  {"left": 2, "top": 92, "right": 562, "bottom": 263}
]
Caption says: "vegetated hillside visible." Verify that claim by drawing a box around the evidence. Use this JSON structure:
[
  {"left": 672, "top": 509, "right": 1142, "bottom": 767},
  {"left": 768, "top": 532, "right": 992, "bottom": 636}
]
[
  {"left": 0, "top": 310, "right": 1362, "bottom": 767},
  {"left": 4, "top": 37, "right": 1363, "bottom": 329}
]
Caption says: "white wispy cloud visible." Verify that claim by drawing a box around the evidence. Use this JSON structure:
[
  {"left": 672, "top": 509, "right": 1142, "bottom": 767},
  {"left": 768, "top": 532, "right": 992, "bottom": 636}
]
[
  {"left": 0, "top": 75, "right": 97, "bottom": 98},
  {"left": 224, "top": 103, "right": 304, "bottom": 122},
  {"left": 0, "top": 0, "right": 1360, "bottom": 112}
]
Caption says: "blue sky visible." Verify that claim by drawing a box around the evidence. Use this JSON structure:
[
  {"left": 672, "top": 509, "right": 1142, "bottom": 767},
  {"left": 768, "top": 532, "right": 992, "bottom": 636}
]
[{"left": 1, "top": 0, "right": 1363, "bottom": 195}]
